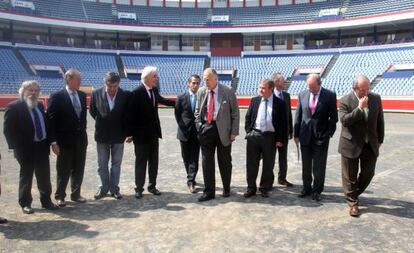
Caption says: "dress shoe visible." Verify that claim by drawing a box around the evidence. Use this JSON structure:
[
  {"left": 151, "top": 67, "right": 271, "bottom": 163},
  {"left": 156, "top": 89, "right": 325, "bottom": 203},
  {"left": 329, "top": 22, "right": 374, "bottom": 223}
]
[
  {"left": 222, "top": 191, "right": 230, "bottom": 198},
  {"left": 188, "top": 184, "right": 197, "bottom": 194},
  {"left": 298, "top": 190, "right": 312, "bottom": 198},
  {"left": 94, "top": 189, "right": 107, "bottom": 200},
  {"left": 22, "top": 206, "right": 34, "bottom": 214},
  {"left": 56, "top": 199, "right": 66, "bottom": 207},
  {"left": 312, "top": 193, "right": 322, "bottom": 202},
  {"left": 71, "top": 196, "right": 87, "bottom": 203},
  {"left": 243, "top": 191, "right": 256, "bottom": 198},
  {"left": 261, "top": 191, "right": 270, "bottom": 198},
  {"left": 198, "top": 194, "right": 215, "bottom": 202},
  {"left": 349, "top": 205, "right": 360, "bottom": 217},
  {"left": 42, "top": 202, "right": 59, "bottom": 210},
  {"left": 135, "top": 191, "right": 143, "bottom": 199},
  {"left": 111, "top": 192, "right": 123, "bottom": 200},
  {"left": 0, "top": 217, "right": 7, "bottom": 224},
  {"left": 148, "top": 188, "right": 161, "bottom": 196},
  {"left": 278, "top": 179, "right": 293, "bottom": 187}
]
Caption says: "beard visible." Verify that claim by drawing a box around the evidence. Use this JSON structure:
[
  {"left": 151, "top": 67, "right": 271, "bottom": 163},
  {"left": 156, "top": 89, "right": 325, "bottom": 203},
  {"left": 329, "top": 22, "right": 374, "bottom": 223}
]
[{"left": 25, "top": 95, "right": 38, "bottom": 109}]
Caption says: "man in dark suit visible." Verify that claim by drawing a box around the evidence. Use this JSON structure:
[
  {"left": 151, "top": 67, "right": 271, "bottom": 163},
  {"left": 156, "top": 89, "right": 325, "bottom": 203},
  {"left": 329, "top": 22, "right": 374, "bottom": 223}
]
[
  {"left": 47, "top": 69, "right": 88, "bottom": 207},
  {"left": 338, "top": 75, "right": 384, "bottom": 217},
  {"left": 194, "top": 68, "right": 240, "bottom": 202},
  {"left": 4, "top": 80, "right": 58, "bottom": 214},
  {"left": 90, "top": 71, "right": 130, "bottom": 200},
  {"left": 127, "top": 66, "right": 175, "bottom": 199},
  {"left": 244, "top": 79, "right": 287, "bottom": 198},
  {"left": 272, "top": 73, "right": 294, "bottom": 187},
  {"left": 175, "top": 74, "right": 201, "bottom": 193},
  {"left": 294, "top": 73, "right": 338, "bottom": 201}
]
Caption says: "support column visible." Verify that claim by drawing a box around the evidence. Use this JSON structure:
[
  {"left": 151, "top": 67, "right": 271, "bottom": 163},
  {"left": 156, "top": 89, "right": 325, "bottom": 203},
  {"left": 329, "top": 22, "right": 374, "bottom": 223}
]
[{"left": 336, "top": 29, "right": 341, "bottom": 46}]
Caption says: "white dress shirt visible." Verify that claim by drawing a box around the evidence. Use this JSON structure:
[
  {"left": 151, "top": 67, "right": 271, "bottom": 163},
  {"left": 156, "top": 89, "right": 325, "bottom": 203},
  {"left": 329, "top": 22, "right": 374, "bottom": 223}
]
[
  {"left": 106, "top": 88, "right": 118, "bottom": 111},
  {"left": 254, "top": 95, "right": 275, "bottom": 132}
]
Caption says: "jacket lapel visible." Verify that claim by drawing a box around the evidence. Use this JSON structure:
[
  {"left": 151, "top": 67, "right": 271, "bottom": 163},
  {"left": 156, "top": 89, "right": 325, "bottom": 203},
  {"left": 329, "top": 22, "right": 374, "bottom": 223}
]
[{"left": 63, "top": 89, "right": 79, "bottom": 118}]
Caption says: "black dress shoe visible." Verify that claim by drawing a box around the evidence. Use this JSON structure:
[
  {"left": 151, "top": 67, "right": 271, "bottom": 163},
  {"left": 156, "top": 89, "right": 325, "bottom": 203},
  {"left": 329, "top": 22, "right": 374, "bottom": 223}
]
[
  {"left": 278, "top": 179, "right": 294, "bottom": 187},
  {"left": 71, "top": 196, "right": 87, "bottom": 203},
  {"left": 0, "top": 217, "right": 7, "bottom": 224},
  {"left": 135, "top": 191, "right": 143, "bottom": 199},
  {"left": 222, "top": 191, "right": 230, "bottom": 198},
  {"left": 56, "top": 199, "right": 66, "bottom": 207},
  {"left": 42, "top": 202, "right": 59, "bottom": 210},
  {"left": 312, "top": 193, "right": 322, "bottom": 202},
  {"left": 94, "top": 190, "right": 107, "bottom": 200},
  {"left": 188, "top": 184, "right": 197, "bottom": 194},
  {"left": 22, "top": 206, "right": 34, "bottom": 214},
  {"left": 243, "top": 191, "right": 256, "bottom": 198},
  {"left": 298, "top": 190, "right": 312, "bottom": 198},
  {"left": 148, "top": 188, "right": 161, "bottom": 196},
  {"left": 111, "top": 192, "right": 123, "bottom": 200},
  {"left": 198, "top": 194, "right": 215, "bottom": 202},
  {"left": 261, "top": 191, "right": 270, "bottom": 198}
]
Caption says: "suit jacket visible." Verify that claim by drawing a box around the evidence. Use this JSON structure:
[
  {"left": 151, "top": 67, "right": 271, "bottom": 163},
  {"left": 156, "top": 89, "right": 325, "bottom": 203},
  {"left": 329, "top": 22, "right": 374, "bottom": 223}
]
[
  {"left": 278, "top": 91, "right": 293, "bottom": 143},
  {"left": 245, "top": 95, "right": 287, "bottom": 143},
  {"left": 47, "top": 88, "right": 88, "bottom": 148},
  {"left": 194, "top": 84, "right": 240, "bottom": 147},
  {"left": 4, "top": 100, "right": 50, "bottom": 160},
  {"left": 175, "top": 91, "right": 197, "bottom": 142},
  {"left": 89, "top": 87, "right": 130, "bottom": 144},
  {"left": 127, "top": 83, "right": 175, "bottom": 144},
  {"left": 338, "top": 92, "right": 384, "bottom": 158},
  {"left": 294, "top": 87, "right": 338, "bottom": 146}
]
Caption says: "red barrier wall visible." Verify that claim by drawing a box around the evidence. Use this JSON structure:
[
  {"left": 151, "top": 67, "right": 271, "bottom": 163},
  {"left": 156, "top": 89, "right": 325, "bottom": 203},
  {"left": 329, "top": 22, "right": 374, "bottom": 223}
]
[{"left": 210, "top": 34, "right": 242, "bottom": 56}]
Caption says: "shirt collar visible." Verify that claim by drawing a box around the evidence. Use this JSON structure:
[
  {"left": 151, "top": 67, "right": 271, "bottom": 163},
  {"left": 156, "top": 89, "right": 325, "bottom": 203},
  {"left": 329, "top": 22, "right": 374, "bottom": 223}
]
[
  {"left": 66, "top": 85, "right": 77, "bottom": 95},
  {"left": 188, "top": 89, "right": 196, "bottom": 96},
  {"left": 142, "top": 82, "right": 152, "bottom": 91}
]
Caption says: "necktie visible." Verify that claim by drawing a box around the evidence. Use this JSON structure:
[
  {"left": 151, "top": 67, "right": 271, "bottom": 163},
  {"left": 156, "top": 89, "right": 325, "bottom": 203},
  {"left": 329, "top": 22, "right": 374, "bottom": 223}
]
[
  {"left": 363, "top": 108, "right": 369, "bottom": 122},
  {"left": 149, "top": 89, "right": 155, "bottom": 107},
  {"left": 71, "top": 92, "right": 81, "bottom": 118},
  {"left": 279, "top": 92, "right": 284, "bottom": 101},
  {"left": 32, "top": 108, "right": 44, "bottom": 140},
  {"left": 207, "top": 90, "right": 214, "bottom": 124},
  {"left": 310, "top": 94, "right": 317, "bottom": 115},
  {"left": 191, "top": 94, "right": 196, "bottom": 113},
  {"left": 260, "top": 98, "right": 268, "bottom": 131}
]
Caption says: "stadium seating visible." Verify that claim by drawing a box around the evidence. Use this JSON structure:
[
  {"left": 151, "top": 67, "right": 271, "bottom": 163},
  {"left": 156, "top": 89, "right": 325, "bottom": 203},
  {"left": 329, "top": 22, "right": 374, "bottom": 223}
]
[{"left": 0, "top": 47, "right": 31, "bottom": 94}]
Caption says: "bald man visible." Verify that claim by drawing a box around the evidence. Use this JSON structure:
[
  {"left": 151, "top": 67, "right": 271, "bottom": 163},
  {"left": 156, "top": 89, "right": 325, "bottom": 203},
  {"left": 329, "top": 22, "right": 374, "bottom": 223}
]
[
  {"left": 194, "top": 68, "right": 240, "bottom": 202},
  {"left": 338, "top": 75, "right": 384, "bottom": 217}
]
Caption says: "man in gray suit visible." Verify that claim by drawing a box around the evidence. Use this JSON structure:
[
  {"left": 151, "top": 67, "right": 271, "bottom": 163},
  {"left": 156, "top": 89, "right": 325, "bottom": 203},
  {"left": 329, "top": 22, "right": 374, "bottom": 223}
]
[
  {"left": 338, "top": 75, "right": 384, "bottom": 217},
  {"left": 294, "top": 74, "right": 338, "bottom": 201},
  {"left": 194, "top": 68, "right": 240, "bottom": 202}
]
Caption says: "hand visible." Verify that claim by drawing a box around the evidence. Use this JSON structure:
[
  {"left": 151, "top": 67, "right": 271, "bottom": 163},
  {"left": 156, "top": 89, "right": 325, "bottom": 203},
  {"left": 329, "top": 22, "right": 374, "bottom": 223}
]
[
  {"left": 230, "top": 134, "right": 237, "bottom": 142},
  {"left": 276, "top": 142, "right": 283, "bottom": 147},
  {"left": 126, "top": 136, "right": 133, "bottom": 143},
  {"left": 51, "top": 143, "right": 60, "bottom": 156},
  {"left": 358, "top": 96, "right": 368, "bottom": 110},
  {"left": 294, "top": 137, "right": 300, "bottom": 145}
]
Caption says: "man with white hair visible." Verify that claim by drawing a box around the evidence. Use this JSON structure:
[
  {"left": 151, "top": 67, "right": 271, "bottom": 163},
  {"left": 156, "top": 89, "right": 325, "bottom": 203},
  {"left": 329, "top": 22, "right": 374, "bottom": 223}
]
[
  {"left": 127, "top": 66, "right": 175, "bottom": 199},
  {"left": 4, "top": 80, "right": 58, "bottom": 214}
]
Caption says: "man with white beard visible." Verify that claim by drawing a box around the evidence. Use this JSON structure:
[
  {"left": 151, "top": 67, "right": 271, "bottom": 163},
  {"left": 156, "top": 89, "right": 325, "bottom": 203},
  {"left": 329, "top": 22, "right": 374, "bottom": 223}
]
[{"left": 4, "top": 80, "right": 58, "bottom": 214}]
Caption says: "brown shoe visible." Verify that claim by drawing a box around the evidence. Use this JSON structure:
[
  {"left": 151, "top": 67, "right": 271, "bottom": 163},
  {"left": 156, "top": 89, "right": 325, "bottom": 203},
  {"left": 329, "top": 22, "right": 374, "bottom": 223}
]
[
  {"left": 222, "top": 191, "right": 230, "bottom": 198},
  {"left": 278, "top": 179, "right": 293, "bottom": 187},
  {"left": 349, "top": 205, "right": 360, "bottom": 217},
  {"left": 56, "top": 199, "right": 66, "bottom": 207},
  {"left": 188, "top": 184, "right": 197, "bottom": 194}
]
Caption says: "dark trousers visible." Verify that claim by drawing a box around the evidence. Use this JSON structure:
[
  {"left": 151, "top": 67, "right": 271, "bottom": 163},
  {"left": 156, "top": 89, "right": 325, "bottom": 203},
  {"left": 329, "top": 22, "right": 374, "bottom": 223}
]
[
  {"left": 134, "top": 136, "right": 159, "bottom": 193},
  {"left": 55, "top": 136, "right": 87, "bottom": 200},
  {"left": 17, "top": 141, "right": 52, "bottom": 207},
  {"left": 301, "top": 141, "right": 329, "bottom": 194},
  {"left": 200, "top": 123, "right": 232, "bottom": 196},
  {"left": 246, "top": 131, "right": 276, "bottom": 192},
  {"left": 341, "top": 143, "right": 377, "bottom": 207},
  {"left": 180, "top": 134, "right": 200, "bottom": 186},
  {"left": 276, "top": 143, "right": 288, "bottom": 181}
]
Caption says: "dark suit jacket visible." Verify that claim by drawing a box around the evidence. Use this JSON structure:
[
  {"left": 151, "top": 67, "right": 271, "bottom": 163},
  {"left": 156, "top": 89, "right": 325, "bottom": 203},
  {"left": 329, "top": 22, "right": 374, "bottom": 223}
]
[
  {"left": 245, "top": 95, "right": 287, "bottom": 143},
  {"left": 89, "top": 87, "right": 130, "bottom": 144},
  {"left": 175, "top": 91, "right": 197, "bottom": 142},
  {"left": 47, "top": 88, "right": 88, "bottom": 148},
  {"left": 294, "top": 88, "right": 338, "bottom": 146},
  {"left": 127, "top": 83, "right": 175, "bottom": 144},
  {"left": 279, "top": 91, "right": 293, "bottom": 143},
  {"left": 338, "top": 92, "right": 384, "bottom": 158},
  {"left": 4, "top": 100, "right": 50, "bottom": 160}
]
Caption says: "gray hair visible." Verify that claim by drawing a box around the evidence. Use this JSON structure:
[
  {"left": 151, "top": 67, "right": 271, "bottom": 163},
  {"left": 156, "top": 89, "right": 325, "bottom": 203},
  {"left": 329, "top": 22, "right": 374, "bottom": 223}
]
[
  {"left": 203, "top": 68, "right": 219, "bottom": 80},
  {"left": 261, "top": 79, "right": 275, "bottom": 89},
  {"left": 64, "top": 68, "right": 81, "bottom": 85},
  {"left": 104, "top": 71, "right": 121, "bottom": 85},
  {"left": 306, "top": 73, "right": 322, "bottom": 86},
  {"left": 271, "top": 72, "right": 284, "bottom": 82},
  {"left": 352, "top": 75, "right": 370, "bottom": 88},
  {"left": 141, "top": 66, "right": 158, "bottom": 82},
  {"left": 19, "top": 80, "right": 40, "bottom": 100}
]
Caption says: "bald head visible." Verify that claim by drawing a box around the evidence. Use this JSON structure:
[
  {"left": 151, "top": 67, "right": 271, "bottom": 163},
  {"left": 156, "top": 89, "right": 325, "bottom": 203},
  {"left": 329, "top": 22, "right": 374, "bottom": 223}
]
[
  {"left": 353, "top": 75, "right": 370, "bottom": 98},
  {"left": 203, "top": 68, "right": 218, "bottom": 90},
  {"left": 306, "top": 73, "right": 321, "bottom": 95}
]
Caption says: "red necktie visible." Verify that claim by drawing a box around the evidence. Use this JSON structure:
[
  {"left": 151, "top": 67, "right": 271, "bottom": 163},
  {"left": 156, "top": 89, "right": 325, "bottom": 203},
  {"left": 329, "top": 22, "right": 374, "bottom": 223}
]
[
  {"left": 207, "top": 90, "right": 214, "bottom": 124},
  {"left": 310, "top": 94, "right": 317, "bottom": 115}
]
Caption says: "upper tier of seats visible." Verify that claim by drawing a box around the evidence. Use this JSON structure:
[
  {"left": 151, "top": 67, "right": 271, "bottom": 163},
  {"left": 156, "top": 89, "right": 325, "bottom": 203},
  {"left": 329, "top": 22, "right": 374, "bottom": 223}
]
[{"left": 3, "top": 0, "right": 414, "bottom": 27}]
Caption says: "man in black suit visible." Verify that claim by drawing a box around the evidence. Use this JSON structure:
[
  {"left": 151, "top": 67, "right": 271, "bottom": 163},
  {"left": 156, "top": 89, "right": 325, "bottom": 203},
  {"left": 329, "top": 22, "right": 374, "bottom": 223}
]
[
  {"left": 127, "top": 66, "right": 175, "bottom": 199},
  {"left": 294, "top": 74, "right": 338, "bottom": 201},
  {"left": 174, "top": 74, "right": 201, "bottom": 193},
  {"left": 90, "top": 71, "right": 130, "bottom": 200},
  {"left": 4, "top": 80, "right": 58, "bottom": 214},
  {"left": 272, "top": 73, "right": 294, "bottom": 187},
  {"left": 47, "top": 69, "right": 88, "bottom": 207},
  {"left": 244, "top": 79, "right": 287, "bottom": 198}
]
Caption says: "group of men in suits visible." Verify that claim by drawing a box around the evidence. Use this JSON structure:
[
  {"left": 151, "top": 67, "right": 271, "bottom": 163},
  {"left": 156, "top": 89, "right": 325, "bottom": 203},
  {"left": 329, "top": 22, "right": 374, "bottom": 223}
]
[{"left": 2, "top": 66, "right": 384, "bottom": 218}]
